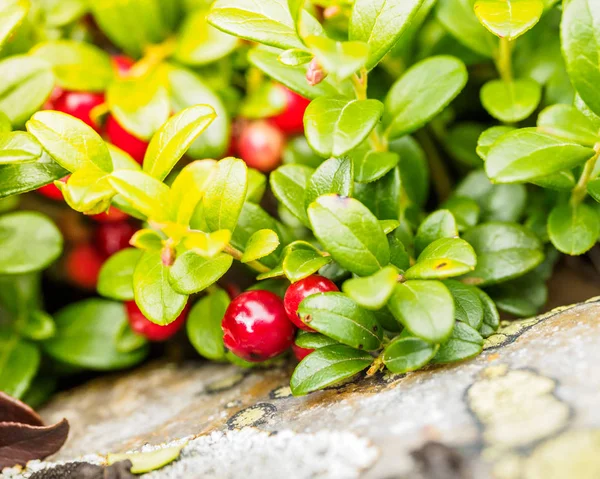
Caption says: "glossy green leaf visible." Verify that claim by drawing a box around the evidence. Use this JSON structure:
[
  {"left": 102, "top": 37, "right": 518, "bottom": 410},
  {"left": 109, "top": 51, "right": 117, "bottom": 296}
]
[
  {"left": 26, "top": 110, "right": 112, "bottom": 173},
  {"left": 283, "top": 247, "right": 332, "bottom": 283},
  {"left": 270, "top": 164, "right": 313, "bottom": 226},
  {"left": 0, "top": 56, "right": 54, "bottom": 128},
  {"left": 304, "top": 97, "right": 383, "bottom": 158},
  {"left": 587, "top": 178, "right": 600, "bottom": 203},
  {"left": 35, "top": 0, "right": 87, "bottom": 27},
  {"left": 169, "top": 159, "right": 217, "bottom": 225},
  {"left": 295, "top": 331, "right": 338, "bottom": 349},
  {"left": 0, "top": 333, "right": 39, "bottom": 399},
  {"left": 342, "top": 266, "right": 399, "bottom": 311},
  {"left": 186, "top": 288, "right": 230, "bottom": 360},
  {"left": 290, "top": 344, "right": 373, "bottom": 396},
  {"left": 476, "top": 126, "right": 515, "bottom": 160},
  {"left": 443, "top": 280, "right": 483, "bottom": 330},
  {"left": 0, "top": 212, "right": 62, "bottom": 275},
  {"left": 18, "top": 311, "right": 56, "bottom": 341},
  {"left": 242, "top": 229, "right": 280, "bottom": 263},
  {"left": 44, "top": 299, "right": 148, "bottom": 370},
  {"left": 487, "top": 272, "right": 547, "bottom": 317},
  {"left": 181, "top": 230, "right": 231, "bottom": 259},
  {"left": 383, "top": 337, "right": 438, "bottom": 373},
  {"left": 353, "top": 167, "right": 402, "bottom": 220},
  {"left": 384, "top": 56, "right": 467, "bottom": 139},
  {"left": 298, "top": 292, "right": 383, "bottom": 351},
  {"left": 133, "top": 251, "right": 188, "bottom": 325},
  {"left": 349, "top": 0, "right": 424, "bottom": 70},
  {"left": 388, "top": 280, "right": 455, "bottom": 343},
  {"left": 0, "top": 0, "right": 28, "bottom": 48},
  {"left": 414, "top": 210, "right": 458, "bottom": 257},
  {"left": 445, "top": 122, "right": 486, "bottom": 167},
  {"left": 278, "top": 49, "right": 313, "bottom": 66},
  {"left": 474, "top": 0, "right": 544, "bottom": 40},
  {"left": 380, "top": 219, "right": 400, "bottom": 235},
  {"left": 305, "top": 36, "right": 369, "bottom": 82},
  {"left": 462, "top": 222, "right": 544, "bottom": 286},
  {"left": 537, "top": 104, "right": 599, "bottom": 147},
  {"left": 203, "top": 157, "right": 248, "bottom": 232},
  {"left": 530, "top": 171, "right": 577, "bottom": 191},
  {"left": 108, "top": 170, "right": 171, "bottom": 221},
  {"left": 308, "top": 195, "right": 390, "bottom": 276},
  {"left": 547, "top": 203, "right": 599, "bottom": 255},
  {"left": 143, "top": 105, "right": 217, "bottom": 181},
  {"left": 0, "top": 112, "right": 11, "bottom": 133},
  {"left": 0, "top": 132, "right": 42, "bottom": 165},
  {"left": 0, "top": 156, "right": 68, "bottom": 198},
  {"left": 432, "top": 322, "right": 483, "bottom": 364},
  {"left": 388, "top": 234, "right": 411, "bottom": 271},
  {"left": 389, "top": 136, "right": 429, "bottom": 207},
  {"left": 406, "top": 237, "right": 476, "bottom": 279},
  {"left": 353, "top": 151, "right": 400, "bottom": 184},
  {"left": 129, "top": 229, "right": 163, "bottom": 251},
  {"left": 98, "top": 248, "right": 142, "bottom": 301},
  {"left": 480, "top": 79, "right": 541, "bottom": 123},
  {"left": 485, "top": 128, "right": 595, "bottom": 183},
  {"left": 108, "top": 445, "right": 183, "bottom": 474},
  {"left": 305, "top": 157, "right": 353, "bottom": 208},
  {"left": 475, "top": 287, "right": 500, "bottom": 337},
  {"left": 32, "top": 40, "right": 114, "bottom": 92},
  {"left": 57, "top": 168, "right": 115, "bottom": 215}
]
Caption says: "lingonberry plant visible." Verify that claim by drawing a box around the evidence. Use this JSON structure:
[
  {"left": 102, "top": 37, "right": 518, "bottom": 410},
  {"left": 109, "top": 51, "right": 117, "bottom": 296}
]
[{"left": 0, "top": 0, "right": 598, "bottom": 402}]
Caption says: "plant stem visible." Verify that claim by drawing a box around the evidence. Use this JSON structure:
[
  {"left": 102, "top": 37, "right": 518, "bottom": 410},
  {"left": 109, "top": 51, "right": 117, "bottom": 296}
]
[
  {"left": 130, "top": 37, "right": 176, "bottom": 78},
  {"left": 571, "top": 144, "right": 600, "bottom": 206},
  {"left": 414, "top": 129, "right": 452, "bottom": 202},
  {"left": 351, "top": 70, "right": 388, "bottom": 152},
  {"left": 496, "top": 37, "right": 513, "bottom": 83},
  {"left": 224, "top": 244, "right": 271, "bottom": 274},
  {"left": 366, "top": 352, "right": 385, "bottom": 376}
]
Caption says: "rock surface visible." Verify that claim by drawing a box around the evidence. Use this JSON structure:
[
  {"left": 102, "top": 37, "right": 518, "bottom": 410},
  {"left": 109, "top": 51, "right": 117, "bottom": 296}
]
[{"left": 3, "top": 297, "right": 600, "bottom": 478}]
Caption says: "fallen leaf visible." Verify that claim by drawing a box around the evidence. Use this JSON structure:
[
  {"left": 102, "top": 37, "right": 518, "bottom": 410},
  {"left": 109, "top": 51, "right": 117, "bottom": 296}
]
[{"left": 0, "top": 391, "right": 43, "bottom": 426}]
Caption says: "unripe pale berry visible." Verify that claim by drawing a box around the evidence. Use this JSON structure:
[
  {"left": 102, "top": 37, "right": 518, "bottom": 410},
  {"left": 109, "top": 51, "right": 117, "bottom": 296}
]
[{"left": 237, "top": 120, "right": 285, "bottom": 173}]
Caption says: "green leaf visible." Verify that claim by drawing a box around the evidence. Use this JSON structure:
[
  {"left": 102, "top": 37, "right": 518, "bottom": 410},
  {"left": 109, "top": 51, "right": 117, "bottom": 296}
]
[
  {"left": 0, "top": 0, "right": 28, "bottom": 48},
  {"left": 0, "top": 333, "right": 39, "bottom": 399},
  {"left": 480, "top": 79, "right": 541, "bottom": 123},
  {"left": 0, "top": 156, "right": 68, "bottom": 198},
  {"left": 342, "top": 266, "right": 399, "bottom": 310},
  {"left": 531, "top": 171, "right": 577, "bottom": 191},
  {"left": 406, "top": 237, "right": 476, "bottom": 280},
  {"left": 295, "top": 331, "right": 338, "bottom": 349},
  {"left": 305, "top": 157, "right": 353, "bottom": 208},
  {"left": 290, "top": 344, "right": 373, "bottom": 396},
  {"left": 308, "top": 194, "right": 390, "bottom": 276},
  {"left": 242, "top": 229, "right": 280, "bottom": 263},
  {"left": 26, "top": 110, "right": 113, "bottom": 173},
  {"left": 0, "top": 212, "right": 62, "bottom": 275},
  {"left": 439, "top": 195, "right": 480, "bottom": 231},
  {"left": 208, "top": 0, "right": 322, "bottom": 50},
  {"left": 304, "top": 36, "right": 369, "bottom": 82},
  {"left": 17, "top": 310, "right": 56, "bottom": 341},
  {"left": 561, "top": 0, "right": 600, "bottom": 117},
  {"left": 298, "top": 292, "right": 383, "bottom": 350},
  {"left": 547, "top": 203, "right": 599, "bottom": 255},
  {"left": 304, "top": 97, "right": 383, "bottom": 158},
  {"left": 353, "top": 167, "right": 402, "bottom": 220},
  {"left": 432, "top": 322, "right": 483, "bottom": 364},
  {"left": 587, "top": 178, "right": 600, "bottom": 203},
  {"left": 353, "top": 151, "right": 400, "bottom": 184},
  {"left": 0, "top": 56, "right": 54, "bottom": 128},
  {"left": 445, "top": 122, "right": 486, "bottom": 167},
  {"left": 475, "top": 287, "right": 500, "bottom": 337},
  {"left": 383, "top": 337, "right": 438, "bottom": 373},
  {"left": 169, "top": 159, "right": 217, "bottom": 225},
  {"left": 240, "top": 81, "right": 287, "bottom": 119},
  {"left": 537, "top": 104, "right": 599, "bottom": 147},
  {"left": 461, "top": 222, "right": 544, "bottom": 286},
  {"left": 389, "top": 136, "right": 429, "bottom": 207},
  {"left": 133, "top": 251, "right": 188, "bottom": 325},
  {"left": 143, "top": 105, "right": 217, "bottom": 181},
  {"left": 108, "top": 170, "right": 171, "bottom": 221},
  {"left": 175, "top": 8, "right": 238, "bottom": 66},
  {"left": 443, "top": 280, "right": 483, "bottom": 330},
  {"left": 203, "top": 157, "right": 248, "bottom": 232},
  {"left": 107, "top": 69, "right": 170, "bottom": 141},
  {"left": 474, "top": 0, "right": 544, "bottom": 40},
  {"left": 414, "top": 210, "right": 458, "bottom": 257},
  {"left": 388, "top": 280, "right": 455, "bottom": 343},
  {"left": 270, "top": 164, "right": 314, "bottom": 226},
  {"left": 107, "top": 445, "right": 183, "bottom": 474},
  {"left": 168, "top": 66, "right": 230, "bottom": 159},
  {"left": 44, "top": 299, "right": 148, "bottom": 370},
  {"left": 283, "top": 247, "right": 332, "bottom": 283},
  {"left": 487, "top": 272, "right": 547, "bottom": 317},
  {"left": 388, "top": 234, "right": 411, "bottom": 271},
  {"left": 186, "top": 288, "right": 230, "bottom": 360},
  {"left": 181, "top": 230, "right": 232, "bottom": 259},
  {"left": 246, "top": 168, "right": 267, "bottom": 203},
  {"left": 278, "top": 49, "right": 313, "bottom": 66},
  {"left": 98, "top": 248, "right": 142, "bottom": 301},
  {"left": 0, "top": 112, "right": 11, "bottom": 133},
  {"left": 384, "top": 56, "right": 467, "bottom": 139},
  {"left": 57, "top": 168, "right": 115, "bottom": 215},
  {"left": 31, "top": 40, "right": 114, "bottom": 92},
  {"left": 35, "top": 0, "right": 87, "bottom": 27},
  {"left": 476, "top": 126, "right": 515, "bottom": 160},
  {"left": 485, "top": 128, "right": 595, "bottom": 183},
  {"left": 0, "top": 132, "right": 42, "bottom": 165},
  {"left": 349, "top": 0, "right": 424, "bottom": 70},
  {"left": 130, "top": 228, "right": 163, "bottom": 251},
  {"left": 380, "top": 219, "right": 400, "bottom": 235}
]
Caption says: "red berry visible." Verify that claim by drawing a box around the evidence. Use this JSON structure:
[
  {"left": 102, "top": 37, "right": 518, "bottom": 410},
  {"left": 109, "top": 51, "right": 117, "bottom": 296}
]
[
  {"left": 65, "top": 244, "right": 104, "bottom": 289},
  {"left": 237, "top": 120, "right": 285, "bottom": 173},
  {"left": 292, "top": 343, "right": 314, "bottom": 361},
  {"left": 125, "top": 300, "right": 188, "bottom": 341},
  {"left": 106, "top": 114, "right": 148, "bottom": 164},
  {"left": 111, "top": 55, "right": 135, "bottom": 77},
  {"left": 222, "top": 290, "right": 296, "bottom": 362},
  {"left": 269, "top": 85, "right": 310, "bottom": 135},
  {"left": 95, "top": 221, "right": 136, "bottom": 258},
  {"left": 54, "top": 91, "right": 105, "bottom": 131},
  {"left": 91, "top": 206, "right": 129, "bottom": 223},
  {"left": 43, "top": 86, "right": 65, "bottom": 110},
  {"left": 37, "top": 183, "right": 64, "bottom": 201},
  {"left": 284, "top": 275, "right": 339, "bottom": 331}
]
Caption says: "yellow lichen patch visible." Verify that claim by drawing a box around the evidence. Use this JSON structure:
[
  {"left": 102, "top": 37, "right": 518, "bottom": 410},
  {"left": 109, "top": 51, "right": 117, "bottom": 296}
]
[
  {"left": 270, "top": 385, "right": 293, "bottom": 399},
  {"left": 483, "top": 333, "right": 508, "bottom": 349},
  {"left": 467, "top": 368, "right": 569, "bottom": 450},
  {"left": 205, "top": 372, "right": 246, "bottom": 394},
  {"left": 226, "top": 403, "right": 276, "bottom": 429}
]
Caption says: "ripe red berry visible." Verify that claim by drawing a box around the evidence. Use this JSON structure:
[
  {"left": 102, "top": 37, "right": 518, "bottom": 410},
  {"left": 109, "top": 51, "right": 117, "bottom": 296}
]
[
  {"left": 65, "top": 243, "right": 104, "bottom": 289},
  {"left": 91, "top": 206, "right": 129, "bottom": 223},
  {"left": 42, "top": 86, "right": 65, "bottom": 110},
  {"left": 237, "top": 120, "right": 285, "bottom": 173},
  {"left": 269, "top": 85, "right": 310, "bottom": 135},
  {"left": 284, "top": 275, "right": 339, "bottom": 331},
  {"left": 125, "top": 300, "right": 188, "bottom": 341},
  {"left": 54, "top": 91, "right": 104, "bottom": 131},
  {"left": 111, "top": 55, "right": 135, "bottom": 77},
  {"left": 222, "top": 290, "right": 296, "bottom": 362},
  {"left": 37, "top": 183, "right": 64, "bottom": 201},
  {"left": 95, "top": 221, "right": 136, "bottom": 258},
  {"left": 292, "top": 344, "right": 314, "bottom": 361},
  {"left": 106, "top": 114, "right": 148, "bottom": 164}
]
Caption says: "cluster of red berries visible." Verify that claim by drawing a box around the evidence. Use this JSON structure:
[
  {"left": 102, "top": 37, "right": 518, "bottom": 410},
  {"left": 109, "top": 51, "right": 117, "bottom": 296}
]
[{"left": 222, "top": 275, "right": 338, "bottom": 362}]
